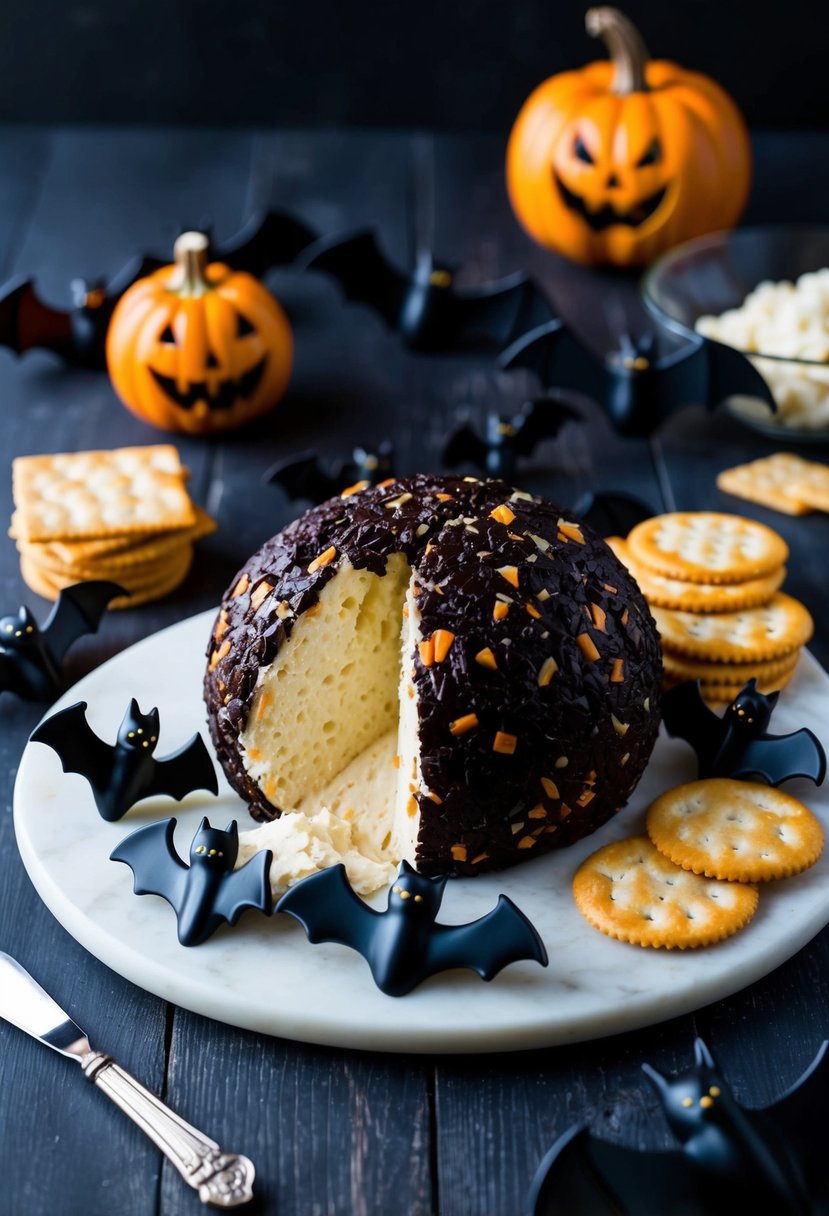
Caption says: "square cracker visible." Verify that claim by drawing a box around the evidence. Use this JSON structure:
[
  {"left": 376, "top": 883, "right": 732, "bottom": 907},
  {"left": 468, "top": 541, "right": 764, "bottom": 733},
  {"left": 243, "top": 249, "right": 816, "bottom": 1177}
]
[
  {"left": 12, "top": 445, "right": 196, "bottom": 542},
  {"left": 717, "top": 453, "right": 829, "bottom": 515}
]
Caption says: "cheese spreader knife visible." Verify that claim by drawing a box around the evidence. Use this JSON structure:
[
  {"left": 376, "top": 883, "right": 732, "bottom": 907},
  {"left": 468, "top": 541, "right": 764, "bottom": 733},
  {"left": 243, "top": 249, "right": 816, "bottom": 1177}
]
[{"left": 0, "top": 950, "right": 254, "bottom": 1208}]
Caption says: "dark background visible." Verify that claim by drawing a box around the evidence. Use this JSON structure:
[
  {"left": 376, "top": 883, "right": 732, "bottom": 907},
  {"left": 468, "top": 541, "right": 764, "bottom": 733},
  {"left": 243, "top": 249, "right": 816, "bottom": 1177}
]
[{"left": 2, "top": 0, "right": 826, "bottom": 129}]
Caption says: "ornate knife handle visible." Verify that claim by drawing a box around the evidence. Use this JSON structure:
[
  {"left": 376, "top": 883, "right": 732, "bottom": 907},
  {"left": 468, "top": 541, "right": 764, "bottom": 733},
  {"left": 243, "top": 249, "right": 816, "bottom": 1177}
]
[{"left": 81, "top": 1049, "right": 255, "bottom": 1208}]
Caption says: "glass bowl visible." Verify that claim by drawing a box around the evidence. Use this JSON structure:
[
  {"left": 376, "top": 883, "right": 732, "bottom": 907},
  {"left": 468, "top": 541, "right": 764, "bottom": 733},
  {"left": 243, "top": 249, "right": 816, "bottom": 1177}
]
[{"left": 642, "top": 226, "right": 829, "bottom": 441}]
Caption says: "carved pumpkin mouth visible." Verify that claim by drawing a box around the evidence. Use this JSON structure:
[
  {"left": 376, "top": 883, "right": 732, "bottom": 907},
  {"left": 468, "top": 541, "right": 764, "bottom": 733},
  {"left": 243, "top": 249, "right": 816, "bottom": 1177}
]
[
  {"left": 149, "top": 356, "right": 268, "bottom": 412},
  {"left": 553, "top": 173, "right": 667, "bottom": 232}
]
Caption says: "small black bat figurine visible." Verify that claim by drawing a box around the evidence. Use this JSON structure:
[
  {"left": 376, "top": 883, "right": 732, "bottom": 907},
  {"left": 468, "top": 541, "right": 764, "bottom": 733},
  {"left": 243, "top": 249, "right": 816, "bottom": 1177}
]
[
  {"left": 0, "top": 581, "right": 125, "bottom": 701},
  {"left": 111, "top": 818, "right": 273, "bottom": 946},
  {"left": 442, "top": 399, "right": 578, "bottom": 481},
  {"left": 264, "top": 441, "right": 395, "bottom": 505},
  {"left": 528, "top": 1037, "right": 829, "bottom": 1216},
  {"left": 0, "top": 210, "right": 316, "bottom": 368},
  {"left": 31, "top": 698, "right": 219, "bottom": 821},
  {"left": 277, "top": 860, "right": 548, "bottom": 997},
  {"left": 302, "top": 229, "right": 555, "bottom": 351},
  {"left": 500, "top": 320, "right": 777, "bottom": 438},
  {"left": 662, "top": 679, "right": 826, "bottom": 786}
]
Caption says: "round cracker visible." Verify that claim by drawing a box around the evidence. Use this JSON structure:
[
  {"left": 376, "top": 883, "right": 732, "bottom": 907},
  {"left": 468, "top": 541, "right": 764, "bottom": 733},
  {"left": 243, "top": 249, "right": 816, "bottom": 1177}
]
[
  {"left": 572, "top": 835, "right": 758, "bottom": 949},
  {"left": 651, "top": 593, "right": 813, "bottom": 663},
  {"left": 646, "top": 779, "right": 824, "bottom": 883},
  {"left": 609, "top": 537, "right": 785, "bottom": 612},
  {"left": 627, "top": 513, "right": 789, "bottom": 585},
  {"left": 663, "top": 664, "right": 799, "bottom": 709},
  {"left": 21, "top": 547, "right": 192, "bottom": 609},
  {"left": 660, "top": 649, "right": 800, "bottom": 687}
]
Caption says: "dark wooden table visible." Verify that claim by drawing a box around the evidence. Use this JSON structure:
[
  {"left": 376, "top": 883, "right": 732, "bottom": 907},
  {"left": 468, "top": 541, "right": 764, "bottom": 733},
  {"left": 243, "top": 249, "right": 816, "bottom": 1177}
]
[{"left": 1, "top": 126, "right": 828, "bottom": 1216}]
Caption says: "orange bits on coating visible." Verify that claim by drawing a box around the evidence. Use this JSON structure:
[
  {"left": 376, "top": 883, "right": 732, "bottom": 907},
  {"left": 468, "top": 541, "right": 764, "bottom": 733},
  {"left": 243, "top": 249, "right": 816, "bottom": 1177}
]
[
  {"left": 490, "top": 503, "right": 516, "bottom": 525},
  {"left": 419, "top": 630, "right": 455, "bottom": 667},
  {"left": 610, "top": 658, "right": 625, "bottom": 683},
  {"left": 307, "top": 545, "right": 337, "bottom": 574},
  {"left": 577, "top": 633, "right": 601, "bottom": 662},
  {"left": 588, "top": 603, "right": 607, "bottom": 631},
  {"left": 537, "top": 657, "right": 558, "bottom": 687},
  {"left": 449, "top": 713, "right": 479, "bottom": 736},
  {"left": 497, "top": 565, "right": 520, "bottom": 589},
  {"left": 232, "top": 573, "right": 250, "bottom": 597},
  {"left": 541, "top": 776, "right": 559, "bottom": 800},
  {"left": 493, "top": 731, "right": 518, "bottom": 755},
  {"left": 451, "top": 844, "right": 468, "bottom": 861},
  {"left": 557, "top": 519, "right": 585, "bottom": 544},
  {"left": 493, "top": 600, "right": 510, "bottom": 621},
  {"left": 475, "top": 647, "right": 498, "bottom": 670},
  {"left": 418, "top": 639, "right": 435, "bottom": 667},
  {"left": 340, "top": 479, "right": 370, "bottom": 497},
  {"left": 250, "top": 580, "right": 273, "bottom": 610}
]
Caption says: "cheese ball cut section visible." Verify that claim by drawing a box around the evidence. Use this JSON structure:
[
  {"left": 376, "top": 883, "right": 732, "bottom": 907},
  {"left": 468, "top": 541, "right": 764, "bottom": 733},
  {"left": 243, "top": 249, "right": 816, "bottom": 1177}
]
[{"left": 204, "top": 475, "right": 663, "bottom": 877}]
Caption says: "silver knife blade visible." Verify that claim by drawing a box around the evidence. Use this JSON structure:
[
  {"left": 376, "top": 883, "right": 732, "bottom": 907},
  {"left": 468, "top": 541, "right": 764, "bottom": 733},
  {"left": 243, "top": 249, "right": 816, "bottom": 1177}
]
[{"left": 0, "top": 951, "right": 89, "bottom": 1059}]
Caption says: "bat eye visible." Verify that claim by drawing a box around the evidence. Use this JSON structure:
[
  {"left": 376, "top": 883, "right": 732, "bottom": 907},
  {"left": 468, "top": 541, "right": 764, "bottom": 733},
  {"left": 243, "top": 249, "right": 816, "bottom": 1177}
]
[
  {"left": 236, "top": 312, "right": 256, "bottom": 337},
  {"left": 25, "top": 626, "right": 33, "bottom": 633},
  {"left": 218, "top": 851, "right": 224, "bottom": 858},
  {"left": 709, "top": 1086, "right": 720, "bottom": 1096},
  {"left": 137, "top": 728, "right": 143, "bottom": 734},
  {"left": 15, "top": 630, "right": 21, "bottom": 636},
  {"left": 573, "top": 136, "right": 594, "bottom": 165},
  {"left": 4, "top": 625, "right": 12, "bottom": 632},
  {"left": 160, "top": 323, "right": 176, "bottom": 344},
  {"left": 128, "top": 732, "right": 135, "bottom": 738},
  {"left": 209, "top": 848, "right": 217, "bottom": 856},
  {"left": 150, "top": 736, "right": 157, "bottom": 742},
  {"left": 399, "top": 890, "right": 411, "bottom": 900},
  {"left": 699, "top": 1096, "right": 713, "bottom": 1109},
  {"left": 393, "top": 885, "right": 401, "bottom": 894},
  {"left": 636, "top": 137, "right": 661, "bottom": 167},
  {"left": 681, "top": 1097, "right": 694, "bottom": 1107},
  {"left": 413, "top": 894, "right": 423, "bottom": 903},
  {"left": 196, "top": 845, "right": 206, "bottom": 854}
]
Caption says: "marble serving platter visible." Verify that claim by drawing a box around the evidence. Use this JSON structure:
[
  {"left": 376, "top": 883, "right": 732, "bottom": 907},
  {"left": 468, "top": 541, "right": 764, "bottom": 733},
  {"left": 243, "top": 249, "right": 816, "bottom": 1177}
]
[{"left": 13, "top": 609, "right": 829, "bottom": 1054}]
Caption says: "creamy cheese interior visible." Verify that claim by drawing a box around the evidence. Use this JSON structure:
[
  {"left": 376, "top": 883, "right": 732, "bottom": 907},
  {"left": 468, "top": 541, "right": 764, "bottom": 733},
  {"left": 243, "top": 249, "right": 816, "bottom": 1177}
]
[{"left": 238, "top": 555, "right": 426, "bottom": 894}]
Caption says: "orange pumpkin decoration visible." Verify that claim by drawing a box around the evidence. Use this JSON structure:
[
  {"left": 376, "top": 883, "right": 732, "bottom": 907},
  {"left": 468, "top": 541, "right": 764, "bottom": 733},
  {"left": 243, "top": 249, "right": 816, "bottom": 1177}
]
[
  {"left": 506, "top": 7, "right": 751, "bottom": 268},
  {"left": 106, "top": 231, "right": 293, "bottom": 434}
]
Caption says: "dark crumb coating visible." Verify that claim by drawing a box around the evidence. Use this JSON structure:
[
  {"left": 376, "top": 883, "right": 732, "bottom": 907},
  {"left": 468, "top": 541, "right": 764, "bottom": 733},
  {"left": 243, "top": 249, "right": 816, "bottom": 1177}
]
[{"left": 204, "top": 474, "right": 663, "bottom": 876}]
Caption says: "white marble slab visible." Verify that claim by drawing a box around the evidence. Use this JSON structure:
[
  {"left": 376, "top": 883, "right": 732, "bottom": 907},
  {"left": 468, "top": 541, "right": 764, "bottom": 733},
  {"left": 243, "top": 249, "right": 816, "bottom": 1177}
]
[{"left": 13, "top": 610, "right": 829, "bottom": 1054}]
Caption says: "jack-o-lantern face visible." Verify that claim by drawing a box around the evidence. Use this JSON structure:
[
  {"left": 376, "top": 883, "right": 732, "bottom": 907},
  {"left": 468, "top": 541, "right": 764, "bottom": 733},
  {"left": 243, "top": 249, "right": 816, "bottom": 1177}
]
[
  {"left": 506, "top": 7, "right": 751, "bottom": 268},
  {"left": 106, "top": 232, "right": 293, "bottom": 435}
]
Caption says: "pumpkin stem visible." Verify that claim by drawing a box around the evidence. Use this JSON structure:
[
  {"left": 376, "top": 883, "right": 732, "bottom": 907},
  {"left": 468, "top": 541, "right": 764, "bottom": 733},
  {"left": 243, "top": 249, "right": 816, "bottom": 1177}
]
[
  {"left": 172, "top": 231, "right": 211, "bottom": 296},
  {"left": 585, "top": 7, "right": 649, "bottom": 94}
]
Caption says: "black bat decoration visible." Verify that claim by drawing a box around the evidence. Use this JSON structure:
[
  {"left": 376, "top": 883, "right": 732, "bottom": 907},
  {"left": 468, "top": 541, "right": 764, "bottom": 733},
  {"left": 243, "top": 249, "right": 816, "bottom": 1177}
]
[
  {"left": 111, "top": 817, "right": 272, "bottom": 946},
  {"left": 302, "top": 229, "right": 556, "bottom": 351},
  {"left": 0, "top": 209, "right": 316, "bottom": 368},
  {"left": 277, "top": 859, "right": 548, "bottom": 997},
  {"left": 500, "top": 320, "right": 777, "bottom": 438},
  {"left": 442, "top": 399, "right": 578, "bottom": 481},
  {"left": 571, "top": 491, "right": 655, "bottom": 540},
  {"left": 30, "top": 698, "right": 219, "bottom": 821},
  {"left": 264, "top": 440, "right": 395, "bottom": 505},
  {"left": 0, "top": 580, "right": 125, "bottom": 702},
  {"left": 528, "top": 1037, "right": 829, "bottom": 1216},
  {"left": 661, "top": 679, "right": 826, "bottom": 787}
]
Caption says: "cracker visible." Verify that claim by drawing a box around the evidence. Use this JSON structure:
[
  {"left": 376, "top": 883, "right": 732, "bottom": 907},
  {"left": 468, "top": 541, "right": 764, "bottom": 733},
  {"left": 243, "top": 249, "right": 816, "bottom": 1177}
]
[
  {"left": 609, "top": 536, "right": 785, "bottom": 613},
  {"left": 572, "top": 835, "right": 758, "bottom": 948},
  {"left": 20, "top": 546, "right": 193, "bottom": 609},
  {"left": 12, "top": 445, "right": 195, "bottom": 542},
  {"left": 35, "top": 504, "right": 216, "bottom": 567},
  {"left": 627, "top": 513, "right": 789, "bottom": 585},
  {"left": 646, "top": 779, "right": 824, "bottom": 883},
  {"left": 718, "top": 453, "right": 829, "bottom": 516},
  {"left": 660, "top": 649, "right": 800, "bottom": 687},
  {"left": 664, "top": 664, "right": 799, "bottom": 708},
  {"left": 651, "top": 593, "right": 813, "bottom": 663}
]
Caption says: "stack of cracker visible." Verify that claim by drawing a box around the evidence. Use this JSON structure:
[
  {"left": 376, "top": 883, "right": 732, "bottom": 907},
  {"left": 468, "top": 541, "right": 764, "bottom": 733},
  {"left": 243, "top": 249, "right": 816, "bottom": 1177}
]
[
  {"left": 717, "top": 452, "right": 829, "bottom": 516},
  {"left": 10, "top": 445, "right": 216, "bottom": 608},
  {"left": 607, "top": 511, "right": 813, "bottom": 707}
]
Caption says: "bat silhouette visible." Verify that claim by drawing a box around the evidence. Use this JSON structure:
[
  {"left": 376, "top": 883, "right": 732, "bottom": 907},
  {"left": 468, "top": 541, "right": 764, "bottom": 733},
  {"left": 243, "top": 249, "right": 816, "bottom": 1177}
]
[
  {"left": 31, "top": 698, "right": 219, "bottom": 821},
  {"left": 302, "top": 229, "right": 556, "bottom": 351},
  {"left": 277, "top": 860, "right": 548, "bottom": 997},
  {"left": 662, "top": 679, "right": 826, "bottom": 787},
  {"left": 500, "top": 320, "right": 777, "bottom": 438},
  {"left": 111, "top": 817, "right": 273, "bottom": 946},
  {"left": 264, "top": 440, "right": 395, "bottom": 504},
  {"left": 571, "top": 491, "right": 655, "bottom": 539},
  {"left": 0, "top": 580, "right": 125, "bottom": 701},
  {"left": 442, "top": 399, "right": 577, "bottom": 481},
  {"left": 528, "top": 1037, "right": 829, "bottom": 1215},
  {"left": 0, "top": 209, "right": 316, "bottom": 368}
]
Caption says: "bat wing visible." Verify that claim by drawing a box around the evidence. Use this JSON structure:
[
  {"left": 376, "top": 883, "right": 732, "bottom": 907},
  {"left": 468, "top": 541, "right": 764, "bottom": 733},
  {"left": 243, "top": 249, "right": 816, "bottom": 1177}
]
[
  {"left": 512, "top": 398, "right": 579, "bottom": 455},
  {"left": 146, "top": 733, "right": 220, "bottom": 801},
  {"left": 427, "top": 895, "right": 547, "bottom": 982},
  {"left": 276, "top": 864, "right": 380, "bottom": 949},
  {"left": 528, "top": 1124, "right": 702, "bottom": 1216},
  {"left": 214, "top": 849, "right": 274, "bottom": 924},
  {"left": 0, "top": 276, "right": 74, "bottom": 359},
  {"left": 572, "top": 491, "right": 655, "bottom": 538},
  {"left": 763, "top": 1040, "right": 829, "bottom": 1188},
  {"left": 500, "top": 321, "right": 610, "bottom": 403},
  {"left": 41, "top": 580, "right": 126, "bottom": 665},
  {"left": 660, "top": 681, "right": 724, "bottom": 767},
  {"left": 452, "top": 273, "right": 556, "bottom": 348},
  {"left": 29, "top": 701, "right": 114, "bottom": 787},
  {"left": 731, "top": 729, "right": 827, "bottom": 787},
  {"left": 263, "top": 451, "right": 338, "bottom": 502},
  {"left": 442, "top": 423, "right": 488, "bottom": 469},
  {"left": 104, "top": 254, "right": 166, "bottom": 297},
  {"left": 218, "top": 210, "right": 317, "bottom": 275},
  {"left": 110, "top": 819, "right": 189, "bottom": 911},
  {"left": 302, "top": 231, "right": 409, "bottom": 326}
]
